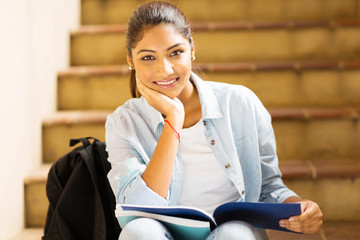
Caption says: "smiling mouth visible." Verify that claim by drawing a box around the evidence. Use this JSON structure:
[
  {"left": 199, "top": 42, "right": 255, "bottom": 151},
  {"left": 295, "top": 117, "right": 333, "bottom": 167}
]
[{"left": 154, "top": 77, "right": 179, "bottom": 86}]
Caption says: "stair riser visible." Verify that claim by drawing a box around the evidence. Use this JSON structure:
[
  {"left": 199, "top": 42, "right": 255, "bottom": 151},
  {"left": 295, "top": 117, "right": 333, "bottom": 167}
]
[
  {"left": 24, "top": 177, "right": 360, "bottom": 227},
  {"left": 42, "top": 124, "right": 105, "bottom": 163},
  {"left": 285, "top": 178, "right": 360, "bottom": 221},
  {"left": 42, "top": 118, "right": 360, "bottom": 163},
  {"left": 58, "top": 75, "right": 131, "bottom": 110},
  {"left": 25, "top": 183, "right": 47, "bottom": 228},
  {"left": 81, "top": 0, "right": 359, "bottom": 25},
  {"left": 71, "top": 27, "right": 360, "bottom": 66},
  {"left": 274, "top": 119, "right": 360, "bottom": 160},
  {"left": 58, "top": 70, "right": 360, "bottom": 110}
]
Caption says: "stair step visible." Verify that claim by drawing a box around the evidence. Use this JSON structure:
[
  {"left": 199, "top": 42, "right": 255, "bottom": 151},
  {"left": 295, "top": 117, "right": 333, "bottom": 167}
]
[
  {"left": 42, "top": 108, "right": 360, "bottom": 163},
  {"left": 81, "top": 0, "right": 359, "bottom": 25},
  {"left": 279, "top": 160, "right": 360, "bottom": 179},
  {"left": 281, "top": 160, "right": 360, "bottom": 221},
  {"left": 10, "top": 221, "right": 360, "bottom": 240},
  {"left": 271, "top": 108, "right": 360, "bottom": 160},
  {"left": 267, "top": 221, "right": 360, "bottom": 240},
  {"left": 58, "top": 66, "right": 131, "bottom": 110},
  {"left": 70, "top": 20, "right": 360, "bottom": 66},
  {"left": 23, "top": 161, "right": 360, "bottom": 227},
  {"left": 10, "top": 228, "right": 43, "bottom": 240},
  {"left": 58, "top": 62, "right": 360, "bottom": 110},
  {"left": 42, "top": 111, "right": 108, "bottom": 163}
]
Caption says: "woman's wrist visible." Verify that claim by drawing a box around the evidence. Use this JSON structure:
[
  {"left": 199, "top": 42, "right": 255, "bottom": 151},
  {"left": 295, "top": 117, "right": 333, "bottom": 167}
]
[
  {"left": 283, "top": 196, "right": 303, "bottom": 203},
  {"left": 165, "top": 105, "right": 184, "bottom": 131},
  {"left": 164, "top": 120, "right": 181, "bottom": 143},
  {"left": 165, "top": 114, "right": 183, "bottom": 132}
]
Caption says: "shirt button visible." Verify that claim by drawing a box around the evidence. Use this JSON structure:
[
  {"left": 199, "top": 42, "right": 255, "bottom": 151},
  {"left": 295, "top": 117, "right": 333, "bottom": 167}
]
[
  {"left": 203, "top": 121, "right": 206, "bottom": 126},
  {"left": 210, "top": 140, "right": 215, "bottom": 145},
  {"left": 225, "top": 163, "right": 230, "bottom": 168},
  {"left": 241, "top": 190, "right": 245, "bottom": 196}
]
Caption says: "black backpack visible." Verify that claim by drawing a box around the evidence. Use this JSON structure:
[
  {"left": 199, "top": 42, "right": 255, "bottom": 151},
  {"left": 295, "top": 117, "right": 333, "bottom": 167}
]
[{"left": 42, "top": 137, "right": 121, "bottom": 240}]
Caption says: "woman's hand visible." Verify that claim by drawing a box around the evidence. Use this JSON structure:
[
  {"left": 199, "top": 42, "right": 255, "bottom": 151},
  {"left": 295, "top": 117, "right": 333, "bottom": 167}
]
[
  {"left": 136, "top": 76, "right": 185, "bottom": 129},
  {"left": 280, "top": 198, "right": 323, "bottom": 233}
]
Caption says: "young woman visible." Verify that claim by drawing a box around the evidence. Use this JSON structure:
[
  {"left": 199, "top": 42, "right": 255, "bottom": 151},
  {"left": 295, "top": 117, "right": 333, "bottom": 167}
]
[{"left": 105, "top": 1, "right": 323, "bottom": 239}]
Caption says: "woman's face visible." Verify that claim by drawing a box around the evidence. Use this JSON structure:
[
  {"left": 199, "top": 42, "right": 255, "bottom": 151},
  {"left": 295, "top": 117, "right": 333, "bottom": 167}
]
[{"left": 128, "top": 23, "right": 194, "bottom": 100}]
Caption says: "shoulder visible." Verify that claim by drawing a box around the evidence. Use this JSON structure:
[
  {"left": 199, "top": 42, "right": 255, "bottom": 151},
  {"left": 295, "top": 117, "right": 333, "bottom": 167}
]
[
  {"left": 112, "top": 98, "right": 144, "bottom": 117},
  {"left": 106, "top": 97, "right": 162, "bottom": 135},
  {"left": 202, "top": 80, "right": 272, "bottom": 131},
  {"left": 193, "top": 72, "right": 257, "bottom": 102},
  {"left": 106, "top": 98, "right": 147, "bottom": 129},
  {"left": 204, "top": 80, "right": 261, "bottom": 107},
  {"left": 107, "top": 98, "right": 139, "bottom": 119}
]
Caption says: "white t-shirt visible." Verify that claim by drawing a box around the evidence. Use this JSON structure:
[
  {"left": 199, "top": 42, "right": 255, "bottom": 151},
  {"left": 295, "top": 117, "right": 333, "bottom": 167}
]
[{"left": 177, "top": 119, "right": 241, "bottom": 215}]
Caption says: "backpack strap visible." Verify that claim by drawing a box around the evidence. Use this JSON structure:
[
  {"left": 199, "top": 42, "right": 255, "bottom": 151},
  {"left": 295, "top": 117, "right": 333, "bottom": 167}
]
[
  {"left": 69, "top": 137, "right": 99, "bottom": 148},
  {"left": 78, "top": 140, "right": 106, "bottom": 239},
  {"left": 93, "top": 142, "right": 121, "bottom": 238}
]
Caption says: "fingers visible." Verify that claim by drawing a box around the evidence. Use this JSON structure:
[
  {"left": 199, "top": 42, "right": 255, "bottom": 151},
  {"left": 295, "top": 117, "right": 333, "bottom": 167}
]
[
  {"left": 136, "top": 76, "right": 164, "bottom": 102},
  {"left": 279, "top": 200, "right": 323, "bottom": 233},
  {"left": 135, "top": 75, "right": 148, "bottom": 97},
  {"left": 293, "top": 201, "right": 320, "bottom": 221},
  {"left": 280, "top": 216, "right": 322, "bottom": 233},
  {"left": 135, "top": 75, "right": 163, "bottom": 98}
]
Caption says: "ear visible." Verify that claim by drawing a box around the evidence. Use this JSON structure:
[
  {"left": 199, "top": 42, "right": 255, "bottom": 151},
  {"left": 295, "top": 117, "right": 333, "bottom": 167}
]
[
  {"left": 190, "top": 38, "right": 195, "bottom": 60},
  {"left": 126, "top": 49, "right": 134, "bottom": 68}
]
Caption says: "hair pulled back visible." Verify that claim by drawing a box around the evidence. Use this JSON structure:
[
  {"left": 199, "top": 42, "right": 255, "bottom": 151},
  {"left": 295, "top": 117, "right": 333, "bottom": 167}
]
[{"left": 126, "top": 1, "right": 192, "bottom": 98}]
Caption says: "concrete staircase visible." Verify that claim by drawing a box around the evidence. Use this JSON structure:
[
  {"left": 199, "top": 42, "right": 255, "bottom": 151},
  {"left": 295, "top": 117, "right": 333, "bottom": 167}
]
[{"left": 14, "top": 0, "right": 360, "bottom": 239}]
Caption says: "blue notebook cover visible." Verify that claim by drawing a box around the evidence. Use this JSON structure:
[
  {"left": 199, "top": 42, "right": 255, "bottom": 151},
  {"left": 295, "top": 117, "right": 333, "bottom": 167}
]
[
  {"left": 116, "top": 202, "right": 302, "bottom": 239},
  {"left": 213, "top": 202, "right": 301, "bottom": 232}
]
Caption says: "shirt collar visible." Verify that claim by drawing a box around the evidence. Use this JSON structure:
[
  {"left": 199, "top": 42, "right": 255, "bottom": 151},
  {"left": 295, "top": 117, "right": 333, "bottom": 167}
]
[
  {"left": 191, "top": 72, "right": 223, "bottom": 120},
  {"left": 143, "top": 72, "right": 224, "bottom": 132}
]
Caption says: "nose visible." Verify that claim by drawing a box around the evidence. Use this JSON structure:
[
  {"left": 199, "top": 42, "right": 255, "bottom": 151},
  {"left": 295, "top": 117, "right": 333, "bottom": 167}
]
[{"left": 157, "top": 57, "right": 174, "bottom": 78}]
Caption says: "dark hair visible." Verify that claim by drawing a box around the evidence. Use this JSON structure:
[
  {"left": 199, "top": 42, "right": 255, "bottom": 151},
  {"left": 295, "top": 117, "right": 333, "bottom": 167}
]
[{"left": 126, "top": 1, "right": 192, "bottom": 98}]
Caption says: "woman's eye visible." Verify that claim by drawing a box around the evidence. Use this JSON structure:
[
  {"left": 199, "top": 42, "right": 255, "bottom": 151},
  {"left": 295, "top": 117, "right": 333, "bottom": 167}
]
[
  {"left": 170, "top": 50, "right": 184, "bottom": 57},
  {"left": 141, "top": 55, "right": 155, "bottom": 61}
]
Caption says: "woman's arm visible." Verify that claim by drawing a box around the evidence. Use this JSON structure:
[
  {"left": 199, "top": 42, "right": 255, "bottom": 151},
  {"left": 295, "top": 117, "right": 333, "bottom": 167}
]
[
  {"left": 136, "top": 78, "right": 185, "bottom": 198},
  {"left": 280, "top": 196, "right": 323, "bottom": 233},
  {"left": 246, "top": 88, "right": 298, "bottom": 203},
  {"left": 246, "top": 88, "right": 323, "bottom": 232}
]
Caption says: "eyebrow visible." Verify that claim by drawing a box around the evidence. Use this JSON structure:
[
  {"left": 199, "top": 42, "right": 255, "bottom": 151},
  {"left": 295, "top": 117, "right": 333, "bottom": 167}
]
[{"left": 136, "top": 43, "right": 185, "bottom": 55}]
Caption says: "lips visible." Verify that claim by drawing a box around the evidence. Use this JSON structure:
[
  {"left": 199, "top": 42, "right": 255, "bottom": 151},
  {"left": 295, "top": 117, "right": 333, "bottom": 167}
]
[{"left": 154, "top": 77, "right": 179, "bottom": 87}]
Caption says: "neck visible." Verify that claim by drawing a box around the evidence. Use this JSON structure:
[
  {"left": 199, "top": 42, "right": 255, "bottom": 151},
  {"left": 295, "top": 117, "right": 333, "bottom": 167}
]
[{"left": 179, "top": 80, "right": 202, "bottom": 128}]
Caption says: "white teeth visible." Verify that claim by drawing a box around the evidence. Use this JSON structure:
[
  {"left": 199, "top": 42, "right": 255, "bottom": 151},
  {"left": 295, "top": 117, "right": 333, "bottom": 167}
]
[{"left": 156, "top": 78, "right": 177, "bottom": 85}]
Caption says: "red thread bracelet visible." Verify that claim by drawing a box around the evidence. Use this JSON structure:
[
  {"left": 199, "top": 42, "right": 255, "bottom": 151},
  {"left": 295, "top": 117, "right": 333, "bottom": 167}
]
[{"left": 164, "top": 120, "right": 180, "bottom": 143}]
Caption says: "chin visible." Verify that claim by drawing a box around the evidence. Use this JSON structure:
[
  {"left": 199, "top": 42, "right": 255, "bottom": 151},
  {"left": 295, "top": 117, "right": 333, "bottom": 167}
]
[
  {"left": 157, "top": 86, "right": 182, "bottom": 99},
  {"left": 163, "top": 92, "right": 178, "bottom": 100}
]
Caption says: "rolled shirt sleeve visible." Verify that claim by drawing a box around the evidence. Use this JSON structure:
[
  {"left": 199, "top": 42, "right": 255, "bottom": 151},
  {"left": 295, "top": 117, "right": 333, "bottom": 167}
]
[{"left": 106, "top": 112, "right": 170, "bottom": 206}]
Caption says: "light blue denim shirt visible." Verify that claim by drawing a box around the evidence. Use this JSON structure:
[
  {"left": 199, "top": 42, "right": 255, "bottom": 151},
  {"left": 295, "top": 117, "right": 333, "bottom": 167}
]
[{"left": 106, "top": 73, "right": 297, "bottom": 207}]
